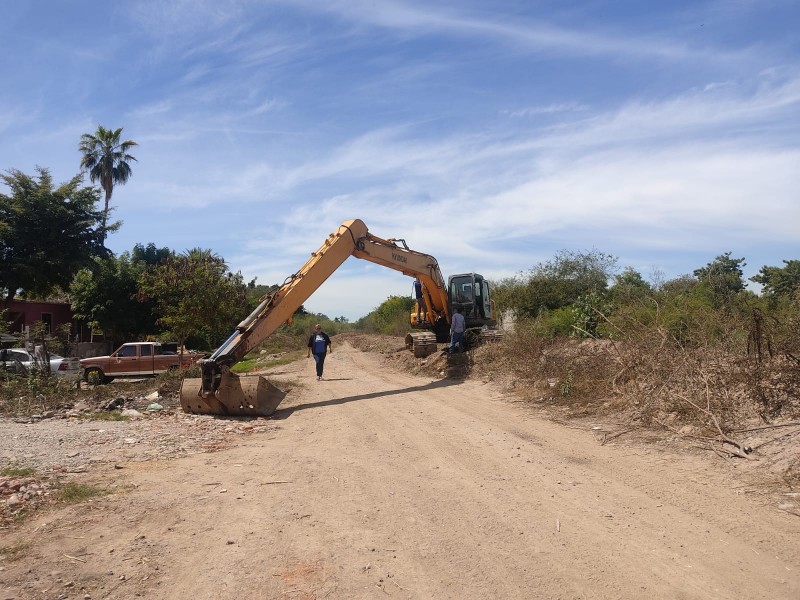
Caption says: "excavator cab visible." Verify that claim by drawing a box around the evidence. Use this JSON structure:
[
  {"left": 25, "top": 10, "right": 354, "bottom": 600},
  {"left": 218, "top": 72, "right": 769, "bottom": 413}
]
[
  {"left": 448, "top": 273, "right": 496, "bottom": 328},
  {"left": 409, "top": 272, "right": 498, "bottom": 347}
]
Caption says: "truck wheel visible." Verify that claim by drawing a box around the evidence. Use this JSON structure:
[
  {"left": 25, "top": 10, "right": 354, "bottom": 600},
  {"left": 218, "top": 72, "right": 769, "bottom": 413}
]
[{"left": 84, "top": 367, "right": 106, "bottom": 385}]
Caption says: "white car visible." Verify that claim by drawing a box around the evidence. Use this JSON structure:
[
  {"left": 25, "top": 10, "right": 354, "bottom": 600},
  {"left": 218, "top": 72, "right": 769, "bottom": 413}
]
[{"left": 0, "top": 348, "right": 82, "bottom": 380}]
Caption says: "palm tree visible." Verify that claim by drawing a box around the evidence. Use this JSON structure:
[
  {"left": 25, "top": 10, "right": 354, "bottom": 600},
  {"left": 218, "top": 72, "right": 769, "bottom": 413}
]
[{"left": 79, "top": 126, "right": 138, "bottom": 241}]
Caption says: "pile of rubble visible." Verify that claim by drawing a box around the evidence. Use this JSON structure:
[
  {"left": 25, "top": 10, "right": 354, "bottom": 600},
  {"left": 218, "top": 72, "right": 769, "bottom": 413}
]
[
  {"left": 1, "top": 391, "right": 274, "bottom": 524},
  {"left": 0, "top": 475, "right": 55, "bottom": 524}
]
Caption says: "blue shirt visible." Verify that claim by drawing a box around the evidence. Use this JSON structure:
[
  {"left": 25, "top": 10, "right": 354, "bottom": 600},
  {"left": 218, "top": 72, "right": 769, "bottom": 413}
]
[{"left": 308, "top": 331, "right": 331, "bottom": 354}]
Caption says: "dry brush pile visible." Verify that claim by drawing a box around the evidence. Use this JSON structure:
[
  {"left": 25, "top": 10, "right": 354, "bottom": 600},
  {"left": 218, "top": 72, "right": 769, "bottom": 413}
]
[{"left": 479, "top": 306, "right": 800, "bottom": 484}]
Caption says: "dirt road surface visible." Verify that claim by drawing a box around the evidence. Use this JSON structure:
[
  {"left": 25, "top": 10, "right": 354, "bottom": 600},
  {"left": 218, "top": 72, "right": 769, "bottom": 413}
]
[{"left": 2, "top": 341, "right": 799, "bottom": 599}]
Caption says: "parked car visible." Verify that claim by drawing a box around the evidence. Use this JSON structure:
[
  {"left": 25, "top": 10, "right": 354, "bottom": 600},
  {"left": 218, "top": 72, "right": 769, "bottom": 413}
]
[
  {"left": 0, "top": 348, "right": 82, "bottom": 380},
  {"left": 80, "top": 342, "right": 204, "bottom": 383}
]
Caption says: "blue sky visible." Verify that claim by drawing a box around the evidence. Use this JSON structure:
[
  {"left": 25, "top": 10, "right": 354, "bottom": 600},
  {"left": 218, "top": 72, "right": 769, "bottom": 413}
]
[{"left": 1, "top": 1, "right": 798, "bottom": 321}]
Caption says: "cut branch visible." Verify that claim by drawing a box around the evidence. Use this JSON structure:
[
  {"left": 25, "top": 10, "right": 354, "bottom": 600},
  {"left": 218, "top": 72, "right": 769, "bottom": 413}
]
[{"left": 675, "top": 393, "right": 755, "bottom": 460}]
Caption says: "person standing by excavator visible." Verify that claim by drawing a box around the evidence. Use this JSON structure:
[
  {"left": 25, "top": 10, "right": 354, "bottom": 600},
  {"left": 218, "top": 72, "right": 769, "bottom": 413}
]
[
  {"left": 449, "top": 307, "right": 466, "bottom": 353},
  {"left": 307, "top": 324, "right": 332, "bottom": 380}
]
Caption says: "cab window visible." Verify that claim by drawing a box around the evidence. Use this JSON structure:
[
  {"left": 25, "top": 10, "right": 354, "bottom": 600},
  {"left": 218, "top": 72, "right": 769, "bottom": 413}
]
[{"left": 450, "top": 276, "right": 474, "bottom": 302}]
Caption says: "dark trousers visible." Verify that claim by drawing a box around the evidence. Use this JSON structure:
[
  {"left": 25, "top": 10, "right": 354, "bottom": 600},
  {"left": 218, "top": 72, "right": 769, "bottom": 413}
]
[
  {"left": 312, "top": 352, "right": 327, "bottom": 377},
  {"left": 450, "top": 331, "right": 465, "bottom": 352}
]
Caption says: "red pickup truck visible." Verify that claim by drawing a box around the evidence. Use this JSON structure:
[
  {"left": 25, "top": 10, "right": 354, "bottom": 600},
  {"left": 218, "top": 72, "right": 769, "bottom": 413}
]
[{"left": 81, "top": 342, "right": 203, "bottom": 383}]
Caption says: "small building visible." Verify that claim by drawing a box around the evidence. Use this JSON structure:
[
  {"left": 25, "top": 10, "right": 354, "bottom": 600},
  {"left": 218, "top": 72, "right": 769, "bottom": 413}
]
[
  {"left": 2, "top": 299, "right": 90, "bottom": 339},
  {"left": 3, "top": 300, "right": 105, "bottom": 356}
]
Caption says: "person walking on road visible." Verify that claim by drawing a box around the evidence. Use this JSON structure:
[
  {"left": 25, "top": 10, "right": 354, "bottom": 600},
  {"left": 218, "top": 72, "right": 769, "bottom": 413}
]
[
  {"left": 307, "top": 324, "right": 332, "bottom": 380},
  {"left": 449, "top": 307, "right": 466, "bottom": 353}
]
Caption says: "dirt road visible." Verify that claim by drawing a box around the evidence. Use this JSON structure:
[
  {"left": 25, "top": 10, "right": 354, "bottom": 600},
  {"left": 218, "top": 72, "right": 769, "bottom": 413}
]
[{"left": 2, "top": 341, "right": 799, "bottom": 599}]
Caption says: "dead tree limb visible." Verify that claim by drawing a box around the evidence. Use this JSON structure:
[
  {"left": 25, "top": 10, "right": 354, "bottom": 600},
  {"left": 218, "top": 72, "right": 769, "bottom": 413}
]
[
  {"left": 601, "top": 428, "right": 638, "bottom": 446},
  {"left": 675, "top": 393, "right": 754, "bottom": 459}
]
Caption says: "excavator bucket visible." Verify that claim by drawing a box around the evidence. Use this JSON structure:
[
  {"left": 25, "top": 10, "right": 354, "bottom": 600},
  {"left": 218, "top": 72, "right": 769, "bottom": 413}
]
[{"left": 180, "top": 373, "right": 286, "bottom": 417}]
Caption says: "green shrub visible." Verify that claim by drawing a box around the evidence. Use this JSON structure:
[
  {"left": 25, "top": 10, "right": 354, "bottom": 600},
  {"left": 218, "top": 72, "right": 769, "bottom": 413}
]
[
  {"left": 358, "top": 295, "right": 414, "bottom": 335},
  {"left": 527, "top": 307, "right": 575, "bottom": 338}
]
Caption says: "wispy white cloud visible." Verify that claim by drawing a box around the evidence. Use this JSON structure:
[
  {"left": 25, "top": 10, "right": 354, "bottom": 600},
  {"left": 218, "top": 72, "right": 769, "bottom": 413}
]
[
  {"left": 278, "top": 0, "right": 755, "bottom": 64},
  {"left": 129, "top": 101, "right": 174, "bottom": 118},
  {"left": 1, "top": 0, "right": 798, "bottom": 320},
  {"left": 502, "top": 103, "right": 589, "bottom": 118},
  {"left": 126, "top": 0, "right": 245, "bottom": 36}
]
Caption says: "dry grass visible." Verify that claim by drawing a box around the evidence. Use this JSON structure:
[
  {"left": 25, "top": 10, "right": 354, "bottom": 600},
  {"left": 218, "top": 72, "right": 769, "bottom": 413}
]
[
  {"left": 0, "top": 373, "right": 82, "bottom": 415},
  {"left": 419, "top": 320, "right": 800, "bottom": 439},
  {"left": 0, "top": 541, "right": 30, "bottom": 561}
]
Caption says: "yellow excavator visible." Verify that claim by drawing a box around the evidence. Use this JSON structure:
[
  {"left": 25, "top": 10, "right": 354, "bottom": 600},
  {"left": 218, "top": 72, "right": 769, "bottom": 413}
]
[{"left": 179, "top": 219, "right": 501, "bottom": 417}]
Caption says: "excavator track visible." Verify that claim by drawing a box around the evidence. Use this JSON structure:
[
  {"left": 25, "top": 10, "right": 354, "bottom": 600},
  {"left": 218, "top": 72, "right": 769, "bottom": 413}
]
[
  {"left": 405, "top": 332, "right": 438, "bottom": 357},
  {"left": 479, "top": 328, "right": 505, "bottom": 343}
]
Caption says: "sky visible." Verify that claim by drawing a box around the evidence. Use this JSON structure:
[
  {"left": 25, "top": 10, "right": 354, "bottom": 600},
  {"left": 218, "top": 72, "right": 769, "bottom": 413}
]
[{"left": 1, "top": 0, "right": 798, "bottom": 321}]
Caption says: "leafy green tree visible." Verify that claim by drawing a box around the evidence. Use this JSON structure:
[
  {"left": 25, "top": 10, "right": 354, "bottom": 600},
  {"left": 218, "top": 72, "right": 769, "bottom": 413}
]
[
  {"left": 659, "top": 274, "right": 698, "bottom": 296},
  {"left": 610, "top": 267, "right": 652, "bottom": 300},
  {"left": 751, "top": 260, "right": 800, "bottom": 301},
  {"left": 489, "top": 275, "right": 527, "bottom": 319},
  {"left": 131, "top": 242, "right": 173, "bottom": 266},
  {"left": 500, "top": 250, "right": 617, "bottom": 318},
  {"left": 70, "top": 243, "right": 172, "bottom": 344},
  {"left": 693, "top": 252, "right": 746, "bottom": 304},
  {"left": 138, "top": 249, "right": 249, "bottom": 350},
  {"left": 79, "top": 126, "right": 138, "bottom": 240},
  {"left": 0, "top": 167, "right": 107, "bottom": 304},
  {"left": 246, "top": 280, "right": 275, "bottom": 301}
]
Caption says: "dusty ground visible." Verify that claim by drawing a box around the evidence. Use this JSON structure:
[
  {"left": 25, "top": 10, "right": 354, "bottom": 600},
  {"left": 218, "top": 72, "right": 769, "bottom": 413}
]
[{"left": 1, "top": 340, "right": 799, "bottom": 599}]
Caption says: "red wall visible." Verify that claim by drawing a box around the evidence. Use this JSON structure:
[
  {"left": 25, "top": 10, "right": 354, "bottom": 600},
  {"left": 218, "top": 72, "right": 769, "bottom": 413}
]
[{"left": 5, "top": 300, "right": 75, "bottom": 335}]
